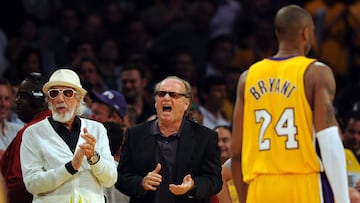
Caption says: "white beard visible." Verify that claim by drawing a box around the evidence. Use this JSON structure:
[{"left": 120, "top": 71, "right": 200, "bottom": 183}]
[{"left": 49, "top": 103, "right": 77, "bottom": 123}]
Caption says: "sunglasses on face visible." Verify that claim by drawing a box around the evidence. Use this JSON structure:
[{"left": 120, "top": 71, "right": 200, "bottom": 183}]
[
  {"left": 48, "top": 89, "right": 77, "bottom": 99},
  {"left": 155, "top": 91, "right": 187, "bottom": 99}
]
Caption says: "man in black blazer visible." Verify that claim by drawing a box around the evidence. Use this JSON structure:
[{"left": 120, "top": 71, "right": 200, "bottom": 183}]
[{"left": 116, "top": 76, "right": 222, "bottom": 203}]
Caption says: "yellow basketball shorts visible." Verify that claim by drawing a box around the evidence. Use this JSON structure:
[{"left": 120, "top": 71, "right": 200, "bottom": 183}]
[{"left": 246, "top": 173, "right": 332, "bottom": 203}]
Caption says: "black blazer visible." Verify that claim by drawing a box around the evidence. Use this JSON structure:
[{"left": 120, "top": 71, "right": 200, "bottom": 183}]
[{"left": 116, "top": 119, "right": 222, "bottom": 203}]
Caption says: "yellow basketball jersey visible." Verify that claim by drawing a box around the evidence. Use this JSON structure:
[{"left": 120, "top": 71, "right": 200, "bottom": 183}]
[
  {"left": 345, "top": 148, "right": 360, "bottom": 174},
  {"left": 242, "top": 56, "right": 321, "bottom": 182}
]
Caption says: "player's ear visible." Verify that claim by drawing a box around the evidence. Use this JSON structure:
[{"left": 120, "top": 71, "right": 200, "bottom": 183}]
[{"left": 302, "top": 26, "right": 310, "bottom": 41}]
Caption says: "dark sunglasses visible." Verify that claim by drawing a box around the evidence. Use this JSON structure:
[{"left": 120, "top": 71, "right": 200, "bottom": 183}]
[
  {"left": 155, "top": 91, "right": 187, "bottom": 99},
  {"left": 48, "top": 89, "right": 77, "bottom": 99}
]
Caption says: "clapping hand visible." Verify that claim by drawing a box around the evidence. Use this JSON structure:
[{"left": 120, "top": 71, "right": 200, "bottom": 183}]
[
  {"left": 79, "top": 128, "right": 96, "bottom": 159},
  {"left": 71, "top": 128, "right": 97, "bottom": 170}
]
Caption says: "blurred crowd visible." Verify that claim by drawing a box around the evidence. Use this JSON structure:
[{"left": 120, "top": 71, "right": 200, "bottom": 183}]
[{"left": 0, "top": 0, "right": 359, "bottom": 127}]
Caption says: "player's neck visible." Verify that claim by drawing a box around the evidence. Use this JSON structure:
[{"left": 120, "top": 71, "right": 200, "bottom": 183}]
[
  {"left": 273, "top": 50, "right": 302, "bottom": 58},
  {"left": 274, "top": 45, "right": 305, "bottom": 58}
]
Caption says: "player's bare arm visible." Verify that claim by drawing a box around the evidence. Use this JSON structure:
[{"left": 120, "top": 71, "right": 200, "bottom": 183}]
[
  {"left": 307, "top": 61, "right": 350, "bottom": 202},
  {"left": 304, "top": 61, "right": 338, "bottom": 132},
  {"left": 231, "top": 70, "right": 248, "bottom": 203}
]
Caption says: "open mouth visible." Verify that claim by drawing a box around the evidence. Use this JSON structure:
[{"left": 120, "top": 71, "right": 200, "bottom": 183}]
[{"left": 163, "top": 105, "right": 172, "bottom": 112}]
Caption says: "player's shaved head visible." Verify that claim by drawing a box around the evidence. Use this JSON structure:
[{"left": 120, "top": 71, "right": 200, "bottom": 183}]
[{"left": 275, "top": 5, "right": 313, "bottom": 41}]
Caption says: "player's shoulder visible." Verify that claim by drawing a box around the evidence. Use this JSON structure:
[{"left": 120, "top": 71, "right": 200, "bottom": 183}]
[
  {"left": 238, "top": 70, "right": 249, "bottom": 86},
  {"left": 304, "top": 59, "right": 334, "bottom": 84},
  {"left": 307, "top": 60, "right": 333, "bottom": 75}
]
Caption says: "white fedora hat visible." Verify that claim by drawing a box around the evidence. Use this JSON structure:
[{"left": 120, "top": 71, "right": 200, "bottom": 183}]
[{"left": 43, "top": 69, "right": 87, "bottom": 96}]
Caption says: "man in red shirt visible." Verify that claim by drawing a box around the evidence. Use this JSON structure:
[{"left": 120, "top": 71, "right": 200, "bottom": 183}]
[{"left": 0, "top": 72, "right": 50, "bottom": 203}]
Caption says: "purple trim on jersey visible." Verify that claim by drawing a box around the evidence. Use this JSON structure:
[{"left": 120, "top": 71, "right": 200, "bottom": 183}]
[
  {"left": 268, "top": 55, "right": 297, "bottom": 61},
  {"left": 316, "top": 141, "right": 334, "bottom": 203},
  {"left": 320, "top": 172, "right": 335, "bottom": 203}
]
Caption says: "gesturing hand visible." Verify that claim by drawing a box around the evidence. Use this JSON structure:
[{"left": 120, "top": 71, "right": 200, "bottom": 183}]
[
  {"left": 142, "top": 163, "right": 162, "bottom": 191},
  {"left": 169, "top": 174, "right": 195, "bottom": 195},
  {"left": 79, "top": 128, "right": 96, "bottom": 159}
]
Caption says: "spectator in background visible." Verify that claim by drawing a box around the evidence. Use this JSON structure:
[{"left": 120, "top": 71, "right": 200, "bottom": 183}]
[
  {"left": 0, "top": 72, "right": 50, "bottom": 203},
  {"left": 214, "top": 125, "right": 232, "bottom": 164},
  {"left": 90, "top": 89, "right": 129, "bottom": 155},
  {"left": 97, "top": 37, "right": 123, "bottom": 90},
  {"left": 222, "top": 67, "right": 244, "bottom": 122},
  {"left": 190, "top": 84, "right": 201, "bottom": 107},
  {"left": 335, "top": 85, "right": 360, "bottom": 127},
  {"left": 168, "top": 49, "right": 199, "bottom": 87},
  {"left": 338, "top": 106, "right": 360, "bottom": 203},
  {"left": 344, "top": 147, "right": 360, "bottom": 203},
  {"left": 343, "top": 111, "right": 360, "bottom": 163},
  {"left": 80, "top": 12, "right": 104, "bottom": 44},
  {"left": 51, "top": 6, "right": 81, "bottom": 67},
  {"left": 68, "top": 38, "right": 96, "bottom": 66},
  {"left": 74, "top": 57, "right": 108, "bottom": 94},
  {"left": 20, "top": 69, "right": 117, "bottom": 202},
  {"left": 198, "top": 75, "right": 230, "bottom": 130},
  {"left": 116, "top": 76, "right": 222, "bottom": 203},
  {"left": 214, "top": 125, "right": 239, "bottom": 203},
  {"left": 101, "top": 1, "right": 126, "bottom": 41},
  {"left": 7, "top": 83, "right": 24, "bottom": 125},
  {"left": 127, "top": 54, "right": 157, "bottom": 103},
  {"left": 4, "top": 46, "right": 43, "bottom": 86},
  {"left": 204, "top": 35, "right": 236, "bottom": 77},
  {"left": 210, "top": 0, "right": 241, "bottom": 38},
  {"left": 0, "top": 78, "right": 22, "bottom": 159},
  {"left": 119, "top": 64, "right": 155, "bottom": 124},
  {"left": 149, "top": 0, "right": 217, "bottom": 75},
  {"left": 231, "top": 0, "right": 280, "bottom": 70},
  {"left": 140, "top": 0, "right": 188, "bottom": 36},
  {"left": 21, "top": 0, "right": 61, "bottom": 23},
  {"left": 90, "top": 89, "right": 130, "bottom": 203},
  {"left": 217, "top": 158, "right": 239, "bottom": 203},
  {"left": 186, "top": 102, "right": 203, "bottom": 125},
  {"left": 6, "top": 15, "right": 40, "bottom": 56},
  {"left": 121, "top": 17, "right": 153, "bottom": 65}
]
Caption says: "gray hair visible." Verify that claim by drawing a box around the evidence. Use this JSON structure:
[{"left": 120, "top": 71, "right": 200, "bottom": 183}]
[{"left": 154, "top": 76, "right": 192, "bottom": 100}]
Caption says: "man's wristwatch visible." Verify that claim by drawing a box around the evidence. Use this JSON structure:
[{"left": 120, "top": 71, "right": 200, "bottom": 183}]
[{"left": 87, "top": 151, "right": 100, "bottom": 165}]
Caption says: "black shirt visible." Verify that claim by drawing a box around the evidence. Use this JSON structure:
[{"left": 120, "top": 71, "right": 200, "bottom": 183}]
[
  {"left": 48, "top": 116, "right": 81, "bottom": 153},
  {"left": 150, "top": 120, "right": 184, "bottom": 176},
  {"left": 150, "top": 119, "right": 184, "bottom": 203}
]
